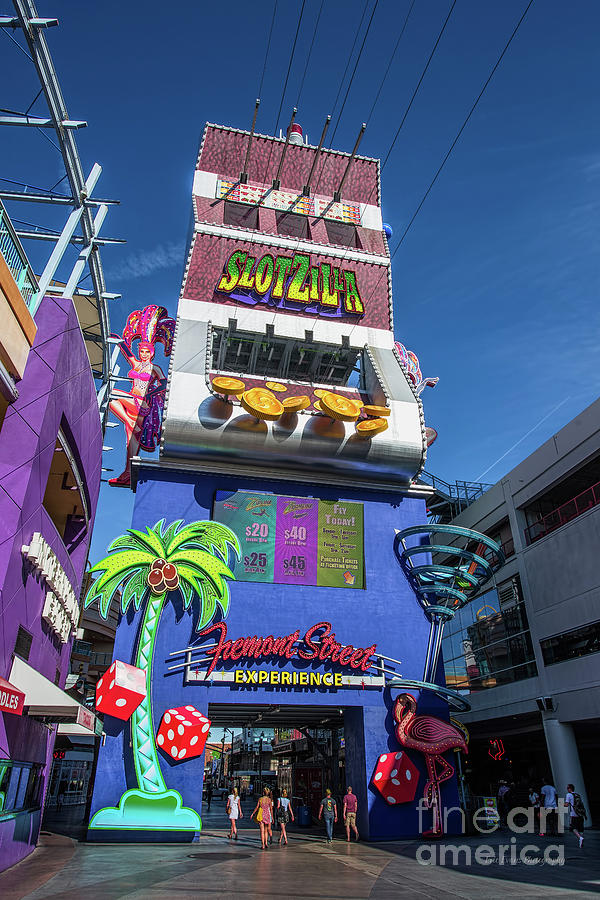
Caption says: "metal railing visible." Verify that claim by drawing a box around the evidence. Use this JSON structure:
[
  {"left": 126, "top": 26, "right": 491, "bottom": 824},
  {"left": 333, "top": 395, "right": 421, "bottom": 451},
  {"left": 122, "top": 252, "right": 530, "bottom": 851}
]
[
  {"left": 0, "top": 200, "right": 40, "bottom": 313},
  {"left": 524, "top": 480, "right": 600, "bottom": 545}
]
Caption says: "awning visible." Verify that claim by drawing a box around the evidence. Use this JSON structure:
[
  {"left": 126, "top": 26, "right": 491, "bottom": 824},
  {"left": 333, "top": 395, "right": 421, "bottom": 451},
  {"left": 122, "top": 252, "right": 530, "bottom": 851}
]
[
  {"left": 0, "top": 676, "right": 25, "bottom": 716},
  {"left": 57, "top": 724, "right": 97, "bottom": 742},
  {"left": 9, "top": 657, "right": 97, "bottom": 731}
]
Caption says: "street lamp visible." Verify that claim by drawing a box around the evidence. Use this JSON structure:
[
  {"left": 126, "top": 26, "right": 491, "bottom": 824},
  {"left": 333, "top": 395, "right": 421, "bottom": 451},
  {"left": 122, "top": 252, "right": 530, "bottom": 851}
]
[
  {"left": 220, "top": 727, "right": 235, "bottom": 788},
  {"left": 258, "top": 731, "right": 265, "bottom": 795}
]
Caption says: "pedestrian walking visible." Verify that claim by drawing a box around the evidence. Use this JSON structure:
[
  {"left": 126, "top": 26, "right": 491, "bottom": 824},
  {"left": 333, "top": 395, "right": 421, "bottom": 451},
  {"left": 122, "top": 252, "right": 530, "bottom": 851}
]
[
  {"left": 251, "top": 787, "right": 274, "bottom": 850},
  {"left": 277, "top": 789, "right": 294, "bottom": 845},
  {"left": 227, "top": 786, "right": 243, "bottom": 840},
  {"left": 206, "top": 781, "right": 213, "bottom": 811},
  {"left": 497, "top": 780, "right": 510, "bottom": 826},
  {"left": 528, "top": 785, "right": 540, "bottom": 833},
  {"left": 318, "top": 788, "right": 337, "bottom": 844},
  {"left": 343, "top": 786, "right": 359, "bottom": 842},
  {"left": 565, "top": 783, "right": 587, "bottom": 848},
  {"left": 540, "top": 777, "right": 558, "bottom": 836}
]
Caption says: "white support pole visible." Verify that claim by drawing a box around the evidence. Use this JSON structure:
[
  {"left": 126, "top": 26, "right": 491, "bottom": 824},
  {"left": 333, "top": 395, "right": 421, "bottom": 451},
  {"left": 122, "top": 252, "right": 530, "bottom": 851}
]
[
  {"left": 62, "top": 203, "right": 108, "bottom": 300},
  {"left": 34, "top": 163, "right": 101, "bottom": 306},
  {"left": 542, "top": 717, "right": 590, "bottom": 830}
]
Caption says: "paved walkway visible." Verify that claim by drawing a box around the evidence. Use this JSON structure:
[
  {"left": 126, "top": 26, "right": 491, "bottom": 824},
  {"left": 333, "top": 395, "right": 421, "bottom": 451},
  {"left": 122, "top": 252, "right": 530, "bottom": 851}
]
[{"left": 1, "top": 810, "right": 598, "bottom": 899}]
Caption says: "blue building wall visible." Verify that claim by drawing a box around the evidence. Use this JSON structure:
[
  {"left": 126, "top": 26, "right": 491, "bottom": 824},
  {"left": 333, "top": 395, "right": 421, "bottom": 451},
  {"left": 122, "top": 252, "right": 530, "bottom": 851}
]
[{"left": 89, "top": 464, "right": 460, "bottom": 841}]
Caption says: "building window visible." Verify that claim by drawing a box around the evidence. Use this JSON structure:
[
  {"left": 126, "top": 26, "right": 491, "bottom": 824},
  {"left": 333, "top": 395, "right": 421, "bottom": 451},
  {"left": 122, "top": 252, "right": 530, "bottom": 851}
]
[
  {"left": 540, "top": 621, "right": 600, "bottom": 666},
  {"left": 276, "top": 212, "right": 309, "bottom": 239},
  {"left": 442, "top": 575, "right": 537, "bottom": 693},
  {"left": 14, "top": 626, "right": 33, "bottom": 661},
  {"left": 522, "top": 452, "right": 600, "bottom": 545},
  {"left": 42, "top": 426, "right": 89, "bottom": 553},
  {"left": 223, "top": 201, "right": 258, "bottom": 230},
  {"left": 0, "top": 761, "right": 43, "bottom": 820},
  {"left": 324, "top": 220, "right": 359, "bottom": 248}
]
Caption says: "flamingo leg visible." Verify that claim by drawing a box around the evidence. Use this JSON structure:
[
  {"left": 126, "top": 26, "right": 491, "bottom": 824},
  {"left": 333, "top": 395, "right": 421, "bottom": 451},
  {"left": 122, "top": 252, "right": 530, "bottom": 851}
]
[{"left": 422, "top": 755, "right": 455, "bottom": 837}]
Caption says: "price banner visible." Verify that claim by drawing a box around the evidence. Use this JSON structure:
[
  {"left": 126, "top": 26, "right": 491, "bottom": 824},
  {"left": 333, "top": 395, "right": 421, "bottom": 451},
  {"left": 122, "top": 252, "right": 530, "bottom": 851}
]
[
  {"left": 213, "top": 491, "right": 364, "bottom": 589},
  {"left": 274, "top": 497, "right": 319, "bottom": 584},
  {"left": 213, "top": 491, "right": 276, "bottom": 582},
  {"left": 317, "top": 500, "right": 364, "bottom": 589}
]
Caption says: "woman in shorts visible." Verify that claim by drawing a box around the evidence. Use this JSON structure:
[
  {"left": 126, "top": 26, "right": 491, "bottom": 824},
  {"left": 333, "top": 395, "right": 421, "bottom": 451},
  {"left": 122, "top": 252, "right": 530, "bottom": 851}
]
[{"left": 277, "top": 789, "right": 294, "bottom": 844}]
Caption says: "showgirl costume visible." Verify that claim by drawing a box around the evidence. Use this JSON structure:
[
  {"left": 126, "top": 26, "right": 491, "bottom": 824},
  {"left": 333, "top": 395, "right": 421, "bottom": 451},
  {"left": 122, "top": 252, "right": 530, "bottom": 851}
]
[{"left": 113, "top": 305, "right": 175, "bottom": 452}]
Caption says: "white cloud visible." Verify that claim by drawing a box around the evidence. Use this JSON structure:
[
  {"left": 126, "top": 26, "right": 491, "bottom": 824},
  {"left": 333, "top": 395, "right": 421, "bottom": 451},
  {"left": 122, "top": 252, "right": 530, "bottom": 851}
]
[{"left": 107, "top": 241, "right": 184, "bottom": 280}]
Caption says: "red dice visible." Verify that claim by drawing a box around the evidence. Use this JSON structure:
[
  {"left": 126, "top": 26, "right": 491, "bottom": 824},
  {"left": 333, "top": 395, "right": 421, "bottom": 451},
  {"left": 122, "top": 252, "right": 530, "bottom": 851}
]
[
  {"left": 95, "top": 660, "right": 146, "bottom": 721},
  {"left": 372, "top": 750, "right": 419, "bottom": 805},
  {"left": 156, "top": 705, "right": 211, "bottom": 761}
]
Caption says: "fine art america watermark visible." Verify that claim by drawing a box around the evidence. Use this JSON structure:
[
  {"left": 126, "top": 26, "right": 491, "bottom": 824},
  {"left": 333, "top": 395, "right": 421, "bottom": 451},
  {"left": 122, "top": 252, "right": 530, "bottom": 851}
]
[{"left": 417, "top": 799, "right": 568, "bottom": 867}]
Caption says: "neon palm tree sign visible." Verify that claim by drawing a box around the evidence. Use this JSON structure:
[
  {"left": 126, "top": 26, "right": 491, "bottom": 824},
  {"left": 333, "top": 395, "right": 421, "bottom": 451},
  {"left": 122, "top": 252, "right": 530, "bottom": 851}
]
[{"left": 85, "top": 519, "right": 239, "bottom": 831}]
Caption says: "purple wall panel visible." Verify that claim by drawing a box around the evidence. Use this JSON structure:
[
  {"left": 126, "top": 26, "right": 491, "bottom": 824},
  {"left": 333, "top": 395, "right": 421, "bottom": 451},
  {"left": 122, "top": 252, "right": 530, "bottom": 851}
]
[{"left": 0, "top": 294, "right": 102, "bottom": 873}]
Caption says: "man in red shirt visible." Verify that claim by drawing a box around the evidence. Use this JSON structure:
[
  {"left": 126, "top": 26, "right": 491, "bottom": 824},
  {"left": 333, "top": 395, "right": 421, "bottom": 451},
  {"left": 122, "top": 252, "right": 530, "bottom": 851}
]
[{"left": 343, "top": 786, "right": 359, "bottom": 842}]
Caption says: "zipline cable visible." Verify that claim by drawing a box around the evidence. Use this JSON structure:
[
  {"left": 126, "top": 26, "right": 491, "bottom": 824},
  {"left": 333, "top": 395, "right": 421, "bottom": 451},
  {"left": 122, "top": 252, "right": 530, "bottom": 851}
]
[
  {"left": 296, "top": 0, "right": 326, "bottom": 108},
  {"left": 257, "top": 0, "right": 278, "bottom": 99},
  {"left": 394, "top": 0, "right": 535, "bottom": 248},
  {"left": 365, "top": 0, "right": 417, "bottom": 126}
]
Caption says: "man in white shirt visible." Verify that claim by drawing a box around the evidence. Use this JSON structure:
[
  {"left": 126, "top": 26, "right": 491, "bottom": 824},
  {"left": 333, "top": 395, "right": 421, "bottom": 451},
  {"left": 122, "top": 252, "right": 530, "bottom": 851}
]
[
  {"left": 540, "top": 779, "right": 558, "bottom": 836},
  {"left": 565, "top": 783, "right": 585, "bottom": 848}
]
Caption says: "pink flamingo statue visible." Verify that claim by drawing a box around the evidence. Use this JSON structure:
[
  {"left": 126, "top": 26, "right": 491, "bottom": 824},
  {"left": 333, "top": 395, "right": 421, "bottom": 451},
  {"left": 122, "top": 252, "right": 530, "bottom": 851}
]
[{"left": 394, "top": 693, "right": 467, "bottom": 837}]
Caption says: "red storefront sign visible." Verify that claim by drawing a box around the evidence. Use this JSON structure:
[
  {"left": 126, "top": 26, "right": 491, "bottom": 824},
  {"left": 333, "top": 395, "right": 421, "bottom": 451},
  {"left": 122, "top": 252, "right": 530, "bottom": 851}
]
[
  {"left": 76, "top": 706, "right": 96, "bottom": 731},
  {"left": 0, "top": 676, "right": 25, "bottom": 716}
]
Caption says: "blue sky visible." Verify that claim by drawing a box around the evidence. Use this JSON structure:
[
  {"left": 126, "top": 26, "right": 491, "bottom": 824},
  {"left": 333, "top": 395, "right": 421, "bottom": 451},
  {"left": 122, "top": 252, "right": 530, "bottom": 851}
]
[{"left": 2, "top": 0, "right": 599, "bottom": 563}]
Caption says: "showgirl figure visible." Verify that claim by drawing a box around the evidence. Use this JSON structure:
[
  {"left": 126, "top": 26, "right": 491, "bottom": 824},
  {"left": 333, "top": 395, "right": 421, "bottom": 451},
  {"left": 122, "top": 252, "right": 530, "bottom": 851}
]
[{"left": 108, "top": 305, "right": 175, "bottom": 487}]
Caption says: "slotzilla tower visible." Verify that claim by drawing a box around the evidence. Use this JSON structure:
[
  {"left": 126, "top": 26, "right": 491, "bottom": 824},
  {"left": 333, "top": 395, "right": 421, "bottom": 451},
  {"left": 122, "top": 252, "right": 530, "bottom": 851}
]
[{"left": 89, "top": 119, "right": 454, "bottom": 843}]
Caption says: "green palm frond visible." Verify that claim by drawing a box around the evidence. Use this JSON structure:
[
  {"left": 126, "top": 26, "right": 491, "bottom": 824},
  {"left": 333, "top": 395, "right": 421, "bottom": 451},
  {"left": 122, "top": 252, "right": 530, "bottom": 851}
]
[
  {"left": 172, "top": 548, "right": 235, "bottom": 628},
  {"left": 85, "top": 549, "right": 154, "bottom": 619},
  {"left": 120, "top": 568, "right": 149, "bottom": 613},
  {"left": 166, "top": 520, "right": 240, "bottom": 563}
]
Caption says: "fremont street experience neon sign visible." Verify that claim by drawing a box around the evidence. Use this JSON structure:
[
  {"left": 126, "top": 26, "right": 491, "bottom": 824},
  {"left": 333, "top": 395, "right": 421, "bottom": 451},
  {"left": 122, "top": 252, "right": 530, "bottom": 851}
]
[
  {"left": 197, "top": 620, "right": 376, "bottom": 678},
  {"left": 216, "top": 250, "right": 365, "bottom": 317}
]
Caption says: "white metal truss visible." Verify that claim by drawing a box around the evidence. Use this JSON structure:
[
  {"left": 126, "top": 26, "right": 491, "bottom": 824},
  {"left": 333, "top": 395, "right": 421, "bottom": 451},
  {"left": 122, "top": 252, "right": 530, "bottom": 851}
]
[{"left": 0, "top": 0, "right": 123, "bottom": 409}]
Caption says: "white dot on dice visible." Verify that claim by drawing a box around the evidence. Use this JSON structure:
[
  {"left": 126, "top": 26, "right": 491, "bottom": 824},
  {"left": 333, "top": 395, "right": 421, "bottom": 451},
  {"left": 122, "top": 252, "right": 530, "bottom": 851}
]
[
  {"left": 157, "top": 734, "right": 164, "bottom": 746},
  {"left": 171, "top": 744, "right": 178, "bottom": 756},
  {"left": 406, "top": 770, "right": 411, "bottom": 780},
  {"left": 164, "top": 713, "right": 171, "bottom": 724},
  {"left": 202, "top": 722, "right": 210, "bottom": 733},
  {"left": 115, "top": 698, "right": 127, "bottom": 707},
  {"left": 178, "top": 748, "right": 186, "bottom": 759},
  {"left": 190, "top": 736, "right": 198, "bottom": 746},
  {"left": 391, "top": 769, "right": 398, "bottom": 777},
  {"left": 375, "top": 772, "right": 382, "bottom": 781},
  {"left": 387, "top": 796, "right": 396, "bottom": 804},
  {"left": 167, "top": 729, "right": 174, "bottom": 740},
  {"left": 178, "top": 725, "right": 184, "bottom": 735}
]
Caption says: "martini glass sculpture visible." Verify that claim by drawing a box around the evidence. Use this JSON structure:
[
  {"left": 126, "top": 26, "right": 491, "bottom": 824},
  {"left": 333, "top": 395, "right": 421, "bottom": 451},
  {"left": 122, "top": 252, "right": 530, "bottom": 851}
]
[{"left": 392, "top": 524, "right": 504, "bottom": 710}]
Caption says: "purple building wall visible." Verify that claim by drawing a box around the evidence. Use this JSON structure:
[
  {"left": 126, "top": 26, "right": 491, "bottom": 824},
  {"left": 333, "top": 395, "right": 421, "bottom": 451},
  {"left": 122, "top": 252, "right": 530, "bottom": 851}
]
[{"left": 0, "top": 294, "right": 102, "bottom": 873}]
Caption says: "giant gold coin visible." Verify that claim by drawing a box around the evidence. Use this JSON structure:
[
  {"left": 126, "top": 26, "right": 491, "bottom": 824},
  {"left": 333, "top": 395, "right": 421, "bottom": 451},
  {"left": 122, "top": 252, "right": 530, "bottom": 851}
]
[
  {"left": 356, "top": 417, "right": 388, "bottom": 437},
  {"left": 282, "top": 395, "right": 311, "bottom": 412},
  {"left": 320, "top": 391, "right": 361, "bottom": 421},
  {"left": 265, "top": 381, "right": 287, "bottom": 393},
  {"left": 241, "top": 387, "right": 284, "bottom": 421},
  {"left": 363, "top": 404, "right": 390, "bottom": 417},
  {"left": 313, "top": 389, "right": 329, "bottom": 399},
  {"left": 212, "top": 376, "right": 246, "bottom": 396}
]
